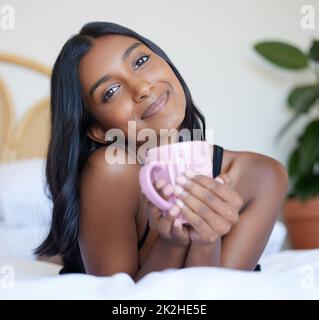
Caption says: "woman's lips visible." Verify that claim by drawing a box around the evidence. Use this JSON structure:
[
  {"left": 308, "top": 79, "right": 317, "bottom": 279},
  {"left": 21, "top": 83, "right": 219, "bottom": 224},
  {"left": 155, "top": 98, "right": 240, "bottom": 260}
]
[{"left": 141, "top": 91, "right": 169, "bottom": 119}]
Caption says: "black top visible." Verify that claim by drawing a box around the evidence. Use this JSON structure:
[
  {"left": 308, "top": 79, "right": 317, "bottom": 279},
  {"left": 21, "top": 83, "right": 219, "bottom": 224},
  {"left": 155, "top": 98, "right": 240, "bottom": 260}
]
[{"left": 59, "top": 144, "right": 260, "bottom": 274}]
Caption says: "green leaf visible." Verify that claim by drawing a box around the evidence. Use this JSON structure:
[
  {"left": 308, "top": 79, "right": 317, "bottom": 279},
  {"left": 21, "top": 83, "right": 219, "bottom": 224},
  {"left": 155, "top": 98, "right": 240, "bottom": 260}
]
[
  {"left": 298, "top": 119, "right": 319, "bottom": 173},
  {"left": 309, "top": 40, "right": 319, "bottom": 62},
  {"left": 287, "top": 85, "right": 319, "bottom": 113},
  {"left": 254, "top": 41, "right": 308, "bottom": 69},
  {"left": 293, "top": 174, "right": 319, "bottom": 200},
  {"left": 288, "top": 148, "right": 300, "bottom": 179},
  {"left": 287, "top": 120, "right": 319, "bottom": 200},
  {"left": 275, "top": 86, "right": 319, "bottom": 140}
]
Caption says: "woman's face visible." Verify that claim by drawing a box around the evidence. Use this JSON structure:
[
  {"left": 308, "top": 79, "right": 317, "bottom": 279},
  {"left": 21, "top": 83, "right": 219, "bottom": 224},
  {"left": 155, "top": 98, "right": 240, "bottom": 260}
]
[{"left": 78, "top": 34, "right": 186, "bottom": 143}]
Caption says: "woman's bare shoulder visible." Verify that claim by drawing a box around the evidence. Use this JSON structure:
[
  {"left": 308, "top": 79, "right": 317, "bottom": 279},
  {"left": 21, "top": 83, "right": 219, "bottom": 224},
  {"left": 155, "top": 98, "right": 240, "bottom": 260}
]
[
  {"left": 219, "top": 146, "right": 288, "bottom": 204},
  {"left": 80, "top": 146, "right": 141, "bottom": 215},
  {"left": 222, "top": 148, "right": 285, "bottom": 170},
  {"left": 223, "top": 148, "right": 287, "bottom": 176},
  {"left": 85, "top": 145, "right": 140, "bottom": 170}
]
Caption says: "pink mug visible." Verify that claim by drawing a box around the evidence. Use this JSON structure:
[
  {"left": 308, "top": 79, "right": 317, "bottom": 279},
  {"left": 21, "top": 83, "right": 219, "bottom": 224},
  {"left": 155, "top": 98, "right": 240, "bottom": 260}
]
[{"left": 139, "top": 141, "right": 213, "bottom": 224}]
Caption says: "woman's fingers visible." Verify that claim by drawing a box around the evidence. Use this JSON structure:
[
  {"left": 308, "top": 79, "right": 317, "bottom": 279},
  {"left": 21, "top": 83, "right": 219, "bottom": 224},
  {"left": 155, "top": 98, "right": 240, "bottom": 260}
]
[
  {"left": 175, "top": 193, "right": 231, "bottom": 236},
  {"left": 175, "top": 199, "right": 219, "bottom": 243},
  {"left": 146, "top": 180, "right": 177, "bottom": 237},
  {"left": 144, "top": 172, "right": 243, "bottom": 246},
  {"left": 175, "top": 172, "right": 242, "bottom": 225},
  {"left": 187, "top": 172, "right": 240, "bottom": 204},
  {"left": 155, "top": 179, "right": 174, "bottom": 202},
  {"left": 170, "top": 217, "right": 191, "bottom": 245},
  {"left": 142, "top": 179, "right": 191, "bottom": 246}
]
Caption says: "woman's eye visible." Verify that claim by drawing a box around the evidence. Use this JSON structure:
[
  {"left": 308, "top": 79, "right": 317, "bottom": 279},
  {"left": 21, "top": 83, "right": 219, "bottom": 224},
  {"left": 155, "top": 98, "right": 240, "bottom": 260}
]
[
  {"left": 134, "top": 55, "right": 150, "bottom": 70},
  {"left": 101, "top": 55, "right": 150, "bottom": 103},
  {"left": 101, "top": 85, "right": 119, "bottom": 103}
]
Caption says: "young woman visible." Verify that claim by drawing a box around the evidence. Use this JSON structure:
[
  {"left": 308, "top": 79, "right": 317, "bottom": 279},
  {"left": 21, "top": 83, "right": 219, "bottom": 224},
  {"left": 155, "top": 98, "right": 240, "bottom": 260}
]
[{"left": 35, "top": 21, "right": 288, "bottom": 282}]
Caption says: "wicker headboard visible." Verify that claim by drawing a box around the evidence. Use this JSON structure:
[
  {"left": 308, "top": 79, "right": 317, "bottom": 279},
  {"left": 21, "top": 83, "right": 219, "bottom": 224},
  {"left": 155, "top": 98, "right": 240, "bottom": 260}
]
[{"left": 0, "top": 53, "right": 52, "bottom": 162}]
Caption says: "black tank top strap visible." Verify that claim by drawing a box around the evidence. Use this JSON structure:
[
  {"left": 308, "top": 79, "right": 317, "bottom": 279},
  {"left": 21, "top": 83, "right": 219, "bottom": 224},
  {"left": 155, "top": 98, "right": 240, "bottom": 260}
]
[{"left": 213, "top": 144, "right": 224, "bottom": 178}]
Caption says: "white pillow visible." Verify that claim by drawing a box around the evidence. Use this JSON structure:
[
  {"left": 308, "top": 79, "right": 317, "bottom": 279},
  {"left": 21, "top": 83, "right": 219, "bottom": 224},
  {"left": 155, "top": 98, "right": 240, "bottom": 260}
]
[
  {"left": 0, "top": 226, "right": 48, "bottom": 260},
  {"left": 0, "top": 158, "right": 52, "bottom": 228}
]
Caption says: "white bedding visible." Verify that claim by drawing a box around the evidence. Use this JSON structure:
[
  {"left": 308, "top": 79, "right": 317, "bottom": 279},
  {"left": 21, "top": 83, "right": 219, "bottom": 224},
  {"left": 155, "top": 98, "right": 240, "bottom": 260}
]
[{"left": 1, "top": 249, "right": 319, "bottom": 299}]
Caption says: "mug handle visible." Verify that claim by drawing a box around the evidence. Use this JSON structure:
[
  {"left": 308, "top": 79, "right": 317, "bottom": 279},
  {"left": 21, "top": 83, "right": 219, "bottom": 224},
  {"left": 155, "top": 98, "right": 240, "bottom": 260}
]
[{"left": 139, "top": 162, "right": 173, "bottom": 211}]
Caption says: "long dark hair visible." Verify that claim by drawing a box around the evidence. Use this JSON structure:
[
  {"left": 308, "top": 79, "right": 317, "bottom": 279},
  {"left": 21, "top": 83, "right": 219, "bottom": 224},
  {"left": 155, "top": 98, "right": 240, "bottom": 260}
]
[{"left": 35, "top": 21, "right": 206, "bottom": 257}]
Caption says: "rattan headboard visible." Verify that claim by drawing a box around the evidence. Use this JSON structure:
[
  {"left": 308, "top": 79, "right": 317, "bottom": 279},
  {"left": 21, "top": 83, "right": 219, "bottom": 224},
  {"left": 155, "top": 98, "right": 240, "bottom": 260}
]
[{"left": 0, "top": 53, "right": 52, "bottom": 162}]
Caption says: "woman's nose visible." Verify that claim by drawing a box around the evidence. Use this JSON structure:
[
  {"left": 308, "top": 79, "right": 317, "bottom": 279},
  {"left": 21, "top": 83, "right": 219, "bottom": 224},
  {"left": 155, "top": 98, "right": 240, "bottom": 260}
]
[{"left": 132, "top": 80, "right": 154, "bottom": 102}]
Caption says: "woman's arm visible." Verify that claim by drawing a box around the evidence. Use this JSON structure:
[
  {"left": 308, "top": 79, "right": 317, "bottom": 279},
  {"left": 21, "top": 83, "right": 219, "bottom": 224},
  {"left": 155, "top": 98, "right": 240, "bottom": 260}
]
[
  {"left": 182, "top": 155, "right": 288, "bottom": 270},
  {"left": 134, "top": 237, "right": 189, "bottom": 282},
  {"left": 79, "top": 152, "right": 140, "bottom": 278},
  {"left": 184, "top": 238, "right": 221, "bottom": 267},
  {"left": 220, "top": 156, "right": 288, "bottom": 270},
  {"left": 78, "top": 148, "right": 188, "bottom": 282}
]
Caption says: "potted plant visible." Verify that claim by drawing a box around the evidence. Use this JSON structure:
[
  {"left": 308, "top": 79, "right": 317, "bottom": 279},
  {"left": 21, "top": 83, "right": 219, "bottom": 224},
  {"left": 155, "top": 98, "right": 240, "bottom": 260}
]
[{"left": 254, "top": 39, "right": 319, "bottom": 249}]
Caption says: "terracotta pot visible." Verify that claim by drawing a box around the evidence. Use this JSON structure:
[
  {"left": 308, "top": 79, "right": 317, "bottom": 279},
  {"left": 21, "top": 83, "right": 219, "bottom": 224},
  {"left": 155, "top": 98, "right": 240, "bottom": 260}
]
[{"left": 283, "top": 197, "right": 319, "bottom": 249}]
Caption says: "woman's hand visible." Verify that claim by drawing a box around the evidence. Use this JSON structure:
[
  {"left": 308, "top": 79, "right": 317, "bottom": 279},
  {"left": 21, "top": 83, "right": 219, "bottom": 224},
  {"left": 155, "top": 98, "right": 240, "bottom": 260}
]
[
  {"left": 172, "top": 171, "right": 243, "bottom": 245},
  {"left": 141, "top": 179, "right": 191, "bottom": 247}
]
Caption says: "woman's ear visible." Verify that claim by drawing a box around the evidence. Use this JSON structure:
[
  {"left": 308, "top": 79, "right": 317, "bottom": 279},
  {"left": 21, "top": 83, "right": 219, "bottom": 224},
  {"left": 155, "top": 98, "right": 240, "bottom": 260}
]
[{"left": 87, "top": 123, "right": 107, "bottom": 144}]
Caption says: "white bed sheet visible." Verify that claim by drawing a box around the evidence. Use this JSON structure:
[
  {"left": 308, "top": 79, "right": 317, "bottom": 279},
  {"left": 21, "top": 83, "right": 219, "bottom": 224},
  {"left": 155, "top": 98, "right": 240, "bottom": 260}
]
[{"left": 1, "top": 249, "right": 319, "bottom": 300}]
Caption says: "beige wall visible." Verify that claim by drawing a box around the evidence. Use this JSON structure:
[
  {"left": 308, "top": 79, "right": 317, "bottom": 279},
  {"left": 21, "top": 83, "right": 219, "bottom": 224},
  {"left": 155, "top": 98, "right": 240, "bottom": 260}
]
[{"left": 0, "top": 0, "right": 318, "bottom": 165}]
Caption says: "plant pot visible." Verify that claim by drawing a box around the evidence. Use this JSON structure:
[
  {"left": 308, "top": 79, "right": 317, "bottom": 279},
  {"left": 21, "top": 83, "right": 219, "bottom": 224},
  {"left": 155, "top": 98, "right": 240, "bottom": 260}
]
[{"left": 283, "top": 197, "right": 319, "bottom": 249}]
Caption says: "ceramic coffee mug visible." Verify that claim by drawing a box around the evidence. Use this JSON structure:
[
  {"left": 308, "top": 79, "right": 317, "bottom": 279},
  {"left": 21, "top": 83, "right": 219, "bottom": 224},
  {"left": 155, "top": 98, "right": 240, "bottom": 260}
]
[{"left": 139, "top": 140, "right": 213, "bottom": 224}]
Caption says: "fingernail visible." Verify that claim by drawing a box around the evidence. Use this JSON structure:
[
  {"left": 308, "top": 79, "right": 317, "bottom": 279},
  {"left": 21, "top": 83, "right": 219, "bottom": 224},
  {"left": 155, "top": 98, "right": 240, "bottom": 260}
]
[
  {"left": 162, "top": 210, "right": 169, "bottom": 218},
  {"left": 174, "top": 219, "right": 182, "bottom": 229},
  {"left": 175, "top": 199, "right": 185, "bottom": 208},
  {"left": 215, "top": 177, "right": 224, "bottom": 184},
  {"left": 155, "top": 179, "right": 166, "bottom": 189},
  {"left": 184, "top": 170, "right": 196, "bottom": 179},
  {"left": 163, "top": 184, "right": 174, "bottom": 196},
  {"left": 176, "top": 175, "right": 187, "bottom": 185},
  {"left": 169, "top": 205, "right": 180, "bottom": 217},
  {"left": 173, "top": 185, "right": 184, "bottom": 196}
]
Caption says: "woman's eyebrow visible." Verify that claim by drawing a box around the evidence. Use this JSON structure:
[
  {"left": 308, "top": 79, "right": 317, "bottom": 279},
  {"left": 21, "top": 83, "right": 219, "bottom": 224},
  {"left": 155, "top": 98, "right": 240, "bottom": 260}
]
[{"left": 89, "top": 42, "right": 142, "bottom": 97}]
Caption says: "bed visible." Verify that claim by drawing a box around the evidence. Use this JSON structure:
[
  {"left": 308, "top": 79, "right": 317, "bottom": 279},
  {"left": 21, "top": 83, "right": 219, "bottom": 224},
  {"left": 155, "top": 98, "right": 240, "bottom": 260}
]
[
  {"left": 1, "top": 249, "right": 319, "bottom": 299},
  {"left": 0, "top": 54, "right": 318, "bottom": 300}
]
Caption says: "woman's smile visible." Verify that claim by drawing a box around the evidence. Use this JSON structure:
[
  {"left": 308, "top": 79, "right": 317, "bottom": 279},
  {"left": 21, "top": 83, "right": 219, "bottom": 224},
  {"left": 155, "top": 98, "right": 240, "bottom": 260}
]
[{"left": 141, "top": 90, "right": 169, "bottom": 120}]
